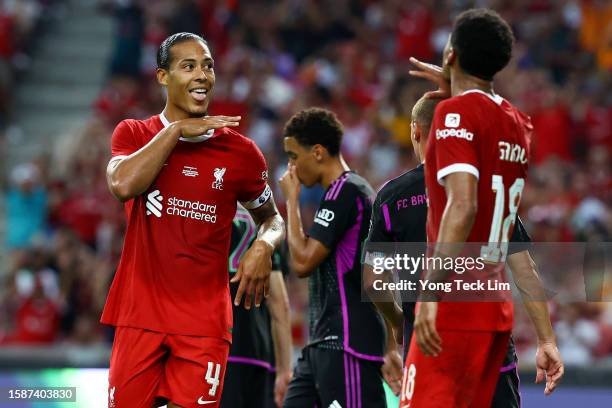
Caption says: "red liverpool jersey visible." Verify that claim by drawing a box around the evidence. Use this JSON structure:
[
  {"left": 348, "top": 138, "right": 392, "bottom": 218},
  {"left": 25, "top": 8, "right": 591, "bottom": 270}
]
[
  {"left": 425, "top": 90, "right": 532, "bottom": 331},
  {"left": 101, "top": 114, "right": 272, "bottom": 341}
]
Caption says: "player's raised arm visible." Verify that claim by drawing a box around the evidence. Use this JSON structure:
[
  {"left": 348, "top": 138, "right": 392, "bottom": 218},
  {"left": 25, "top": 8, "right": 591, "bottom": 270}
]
[
  {"left": 279, "top": 165, "right": 330, "bottom": 278},
  {"left": 107, "top": 116, "right": 240, "bottom": 202}
]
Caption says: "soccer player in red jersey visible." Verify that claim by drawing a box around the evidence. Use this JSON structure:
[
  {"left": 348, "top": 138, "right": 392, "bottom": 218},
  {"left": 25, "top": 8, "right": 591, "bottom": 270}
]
[
  {"left": 100, "top": 33, "right": 284, "bottom": 408},
  {"left": 399, "top": 9, "right": 561, "bottom": 407}
]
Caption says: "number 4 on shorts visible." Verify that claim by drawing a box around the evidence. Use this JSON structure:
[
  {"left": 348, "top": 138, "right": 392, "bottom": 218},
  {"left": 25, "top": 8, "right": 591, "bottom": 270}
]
[{"left": 205, "top": 362, "right": 221, "bottom": 397}]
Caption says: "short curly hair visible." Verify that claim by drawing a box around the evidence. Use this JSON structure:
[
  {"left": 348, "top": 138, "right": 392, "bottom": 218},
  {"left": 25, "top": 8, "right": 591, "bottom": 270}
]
[
  {"left": 283, "top": 108, "right": 343, "bottom": 156},
  {"left": 451, "top": 9, "right": 514, "bottom": 81}
]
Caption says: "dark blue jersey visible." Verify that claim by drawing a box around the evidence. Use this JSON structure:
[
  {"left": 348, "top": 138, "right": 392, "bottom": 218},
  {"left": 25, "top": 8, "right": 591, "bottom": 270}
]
[{"left": 308, "top": 171, "right": 386, "bottom": 360}]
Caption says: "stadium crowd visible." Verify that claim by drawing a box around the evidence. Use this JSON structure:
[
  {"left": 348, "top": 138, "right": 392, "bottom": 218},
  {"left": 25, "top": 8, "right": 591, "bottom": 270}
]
[{"left": 1, "top": 0, "right": 611, "bottom": 366}]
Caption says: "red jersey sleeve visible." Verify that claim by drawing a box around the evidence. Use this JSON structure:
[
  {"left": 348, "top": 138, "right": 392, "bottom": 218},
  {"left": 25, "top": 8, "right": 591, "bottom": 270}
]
[
  {"left": 111, "top": 120, "right": 140, "bottom": 157},
  {"left": 238, "top": 140, "right": 272, "bottom": 210},
  {"left": 431, "top": 99, "right": 480, "bottom": 185}
]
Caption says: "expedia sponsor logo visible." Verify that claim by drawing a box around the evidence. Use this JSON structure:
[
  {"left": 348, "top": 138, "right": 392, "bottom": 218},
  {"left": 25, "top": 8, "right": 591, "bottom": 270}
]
[
  {"left": 435, "top": 128, "right": 474, "bottom": 141},
  {"left": 314, "top": 209, "right": 335, "bottom": 227},
  {"left": 444, "top": 113, "right": 460, "bottom": 128}
]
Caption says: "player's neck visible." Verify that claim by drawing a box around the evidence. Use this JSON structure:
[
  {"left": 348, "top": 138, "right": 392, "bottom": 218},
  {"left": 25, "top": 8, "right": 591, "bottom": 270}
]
[
  {"left": 450, "top": 70, "right": 494, "bottom": 97},
  {"left": 162, "top": 105, "right": 206, "bottom": 122},
  {"left": 320, "top": 156, "right": 350, "bottom": 189}
]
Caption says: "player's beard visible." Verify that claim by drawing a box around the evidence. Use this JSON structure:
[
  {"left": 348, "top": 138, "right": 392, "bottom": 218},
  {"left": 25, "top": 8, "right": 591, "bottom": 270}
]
[{"left": 188, "top": 110, "right": 208, "bottom": 118}]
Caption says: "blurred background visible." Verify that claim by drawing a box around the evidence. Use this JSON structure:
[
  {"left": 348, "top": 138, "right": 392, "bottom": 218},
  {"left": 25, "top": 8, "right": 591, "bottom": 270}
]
[{"left": 0, "top": 0, "right": 610, "bottom": 406}]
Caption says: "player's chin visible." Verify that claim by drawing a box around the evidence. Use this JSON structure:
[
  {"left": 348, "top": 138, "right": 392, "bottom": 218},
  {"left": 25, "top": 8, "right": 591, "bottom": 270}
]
[
  {"left": 186, "top": 102, "right": 210, "bottom": 117},
  {"left": 302, "top": 177, "right": 315, "bottom": 188}
]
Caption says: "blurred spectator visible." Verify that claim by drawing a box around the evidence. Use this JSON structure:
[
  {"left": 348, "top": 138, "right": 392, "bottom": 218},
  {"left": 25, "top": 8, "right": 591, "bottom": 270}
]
[
  {"left": 3, "top": 273, "right": 60, "bottom": 344},
  {"left": 5, "top": 163, "right": 48, "bottom": 249},
  {"left": 107, "top": 0, "right": 144, "bottom": 78},
  {"left": 0, "top": 0, "right": 53, "bottom": 126},
  {"left": 0, "top": 251, "right": 60, "bottom": 344},
  {"left": 554, "top": 304, "right": 602, "bottom": 365}
]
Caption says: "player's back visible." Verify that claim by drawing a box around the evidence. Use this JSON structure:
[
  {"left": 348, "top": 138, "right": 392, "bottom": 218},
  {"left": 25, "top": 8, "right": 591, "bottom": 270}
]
[
  {"left": 426, "top": 90, "right": 532, "bottom": 254},
  {"left": 425, "top": 90, "right": 532, "bottom": 331},
  {"left": 370, "top": 165, "right": 427, "bottom": 244},
  {"left": 367, "top": 165, "right": 427, "bottom": 358},
  {"left": 469, "top": 91, "right": 530, "bottom": 248}
]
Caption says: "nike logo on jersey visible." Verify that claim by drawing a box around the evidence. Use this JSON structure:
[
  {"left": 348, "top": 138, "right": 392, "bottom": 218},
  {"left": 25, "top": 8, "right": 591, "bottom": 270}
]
[{"left": 197, "top": 397, "right": 217, "bottom": 405}]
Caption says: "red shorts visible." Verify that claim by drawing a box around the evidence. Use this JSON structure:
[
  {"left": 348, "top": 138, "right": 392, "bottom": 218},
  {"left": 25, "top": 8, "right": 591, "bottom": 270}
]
[
  {"left": 400, "top": 330, "right": 510, "bottom": 408},
  {"left": 108, "top": 326, "right": 229, "bottom": 408}
]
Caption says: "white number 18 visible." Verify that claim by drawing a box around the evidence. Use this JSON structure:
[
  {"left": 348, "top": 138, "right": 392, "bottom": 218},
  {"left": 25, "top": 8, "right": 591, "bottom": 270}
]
[{"left": 481, "top": 175, "right": 524, "bottom": 263}]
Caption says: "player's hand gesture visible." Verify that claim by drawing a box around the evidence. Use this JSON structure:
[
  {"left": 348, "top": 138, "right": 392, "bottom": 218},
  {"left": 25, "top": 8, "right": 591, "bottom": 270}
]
[
  {"left": 408, "top": 57, "right": 451, "bottom": 100},
  {"left": 535, "top": 341, "right": 564, "bottom": 395},
  {"left": 231, "top": 240, "right": 273, "bottom": 309},
  {"left": 382, "top": 349, "right": 403, "bottom": 396},
  {"left": 178, "top": 115, "right": 241, "bottom": 138},
  {"left": 278, "top": 164, "right": 301, "bottom": 202},
  {"left": 414, "top": 301, "right": 442, "bottom": 356},
  {"left": 274, "top": 370, "right": 292, "bottom": 407}
]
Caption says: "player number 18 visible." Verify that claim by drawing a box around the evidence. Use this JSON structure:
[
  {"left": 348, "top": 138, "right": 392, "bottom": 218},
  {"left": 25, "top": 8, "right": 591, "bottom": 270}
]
[
  {"left": 481, "top": 175, "right": 524, "bottom": 263},
  {"left": 401, "top": 364, "right": 416, "bottom": 401}
]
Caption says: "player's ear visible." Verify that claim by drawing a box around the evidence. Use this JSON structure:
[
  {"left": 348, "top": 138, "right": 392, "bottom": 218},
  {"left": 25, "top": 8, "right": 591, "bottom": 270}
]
[
  {"left": 445, "top": 47, "right": 456, "bottom": 67},
  {"left": 413, "top": 122, "right": 422, "bottom": 143},
  {"left": 312, "top": 144, "right": 325, "bottom": 161},
  {"left": 156, "top": 68, "right": 169, "bottom": 86}
]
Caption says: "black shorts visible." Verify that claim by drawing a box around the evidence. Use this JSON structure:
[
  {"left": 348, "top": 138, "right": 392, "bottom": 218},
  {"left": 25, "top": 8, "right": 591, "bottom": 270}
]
[
  {"left": 491, "top": 336, "right": 521, "bottom": 408},
  {"left": 220, "top": 361, "right": 274, "bottom": 408},
  {"left": 283, "top": 346, "right": 386, "bottom": 408},
  {"left": 491, "top": 366, "right": 520, "bottom": 408}
]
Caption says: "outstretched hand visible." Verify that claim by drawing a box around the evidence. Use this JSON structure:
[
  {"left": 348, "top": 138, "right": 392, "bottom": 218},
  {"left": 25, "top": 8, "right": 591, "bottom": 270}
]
[
  {"left": 179, "top": 115, "right": 241, "bottom": 138},
  {"left": 408, "top": 57, "right": 451, "bottom": 100}
]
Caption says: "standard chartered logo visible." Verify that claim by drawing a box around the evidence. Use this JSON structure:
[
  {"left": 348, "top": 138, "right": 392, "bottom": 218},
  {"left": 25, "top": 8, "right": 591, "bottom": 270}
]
[
  {"left": 145, "top": 189, "right": 217, "bottom": 223},
  {"left": 146, "top": 190, "right": 164, "bottom": 217}
]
